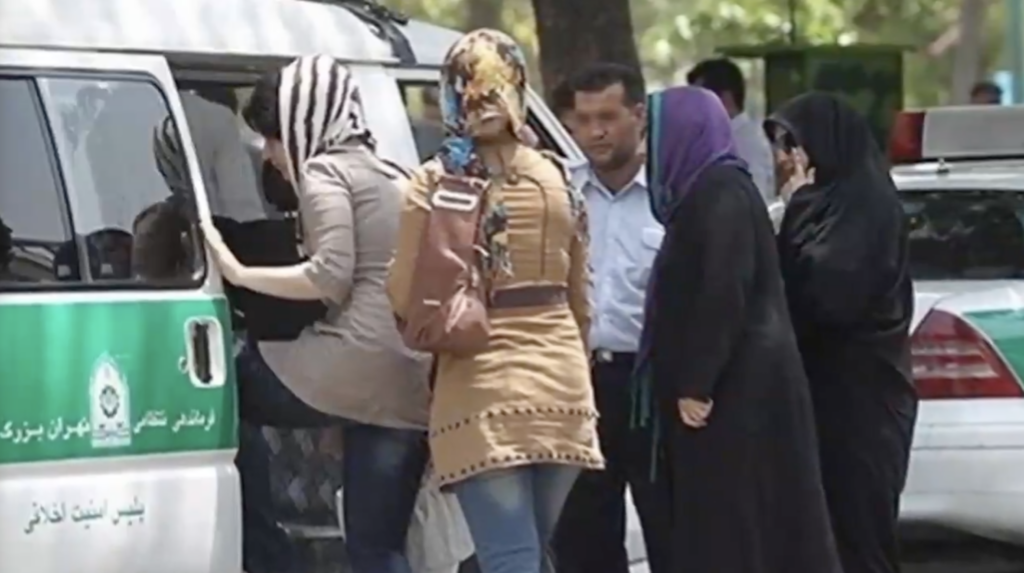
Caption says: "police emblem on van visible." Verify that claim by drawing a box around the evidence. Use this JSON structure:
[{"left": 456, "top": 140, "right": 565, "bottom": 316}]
[{"left": 90, "top": 355, "right": 131, "bottom": 448}]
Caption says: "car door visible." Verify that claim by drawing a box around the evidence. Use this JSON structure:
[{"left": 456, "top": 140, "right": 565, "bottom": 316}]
[{"left": 0, "top": 47, "right": 239, "bottom": 573}]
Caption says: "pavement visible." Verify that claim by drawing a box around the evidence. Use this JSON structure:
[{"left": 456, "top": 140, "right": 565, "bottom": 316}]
[{"left": 623, "top": 489, "right": 1024, "bottom": 573}]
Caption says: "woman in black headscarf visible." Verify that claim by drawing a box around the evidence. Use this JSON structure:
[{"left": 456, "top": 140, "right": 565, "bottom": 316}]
[{"left": 766, "top": 92, "right": 918, "bottom": 573}]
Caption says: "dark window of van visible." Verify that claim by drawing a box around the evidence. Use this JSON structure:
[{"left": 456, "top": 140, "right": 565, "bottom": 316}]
[
  {"left": 39, "top": 77, "right": 204, "bottom": 286},
  {"left": 0, "top": 78, "right": 77, "bottom": 286}
]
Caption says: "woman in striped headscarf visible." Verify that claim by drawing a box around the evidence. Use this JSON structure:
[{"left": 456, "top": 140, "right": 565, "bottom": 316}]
[{"left": 200, "top": 55, "right": 432, "bottom": 573}]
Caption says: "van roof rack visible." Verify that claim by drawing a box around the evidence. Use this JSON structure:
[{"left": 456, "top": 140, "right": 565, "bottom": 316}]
[{"left": 304, "top": 0, "right": 416, "bottom": 65}]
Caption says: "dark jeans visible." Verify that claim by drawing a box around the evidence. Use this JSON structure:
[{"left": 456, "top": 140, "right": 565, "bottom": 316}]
[
  {"left": 235, "top": 341, "right": 429, "bottom": 573},
  {"left": 552, "top": 355, "right": 672, "bottom": 573}
]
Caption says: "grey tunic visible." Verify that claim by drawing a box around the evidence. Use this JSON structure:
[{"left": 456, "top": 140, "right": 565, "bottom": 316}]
[{"left": 259, "top": 146, "right": 431, "bottom": 430}]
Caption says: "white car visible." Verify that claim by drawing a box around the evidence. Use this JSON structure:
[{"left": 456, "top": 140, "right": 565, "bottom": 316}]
[{"left": 895, "top": 158, "right": 1024, "bottom": 545}]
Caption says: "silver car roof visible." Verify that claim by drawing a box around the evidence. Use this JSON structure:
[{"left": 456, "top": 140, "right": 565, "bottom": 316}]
[{"left": 893, "top": 160, "right": 1024, "bottom": 192}]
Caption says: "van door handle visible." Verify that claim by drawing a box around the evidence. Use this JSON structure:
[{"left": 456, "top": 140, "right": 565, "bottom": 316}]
[{"left": 189, "top": 321, "right": 212, "bottom": 384}]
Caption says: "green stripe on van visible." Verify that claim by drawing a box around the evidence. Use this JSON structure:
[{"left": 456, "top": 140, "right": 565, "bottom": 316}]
[{"left": 0, "top": 297, "right": 236, "bottom": 465}]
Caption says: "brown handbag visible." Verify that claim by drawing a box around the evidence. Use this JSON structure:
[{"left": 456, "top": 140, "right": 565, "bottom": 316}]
[{"left": 398, "top": 173, "right": 492, "bottom": 356}]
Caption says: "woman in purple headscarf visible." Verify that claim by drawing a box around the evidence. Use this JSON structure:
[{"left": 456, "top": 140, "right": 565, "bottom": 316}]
[{"left": 632, "top": 86, "right": 843, "bottom": 573}]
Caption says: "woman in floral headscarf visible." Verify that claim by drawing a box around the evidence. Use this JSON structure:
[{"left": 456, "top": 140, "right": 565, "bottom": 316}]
[{"left": 387, "top": 29, "right": 602, "bottom": 573}]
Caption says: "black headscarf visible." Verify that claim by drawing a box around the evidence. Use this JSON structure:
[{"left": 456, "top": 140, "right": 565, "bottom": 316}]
[{"left": 766, "top": 92, "right": 911, "bottom": 332}]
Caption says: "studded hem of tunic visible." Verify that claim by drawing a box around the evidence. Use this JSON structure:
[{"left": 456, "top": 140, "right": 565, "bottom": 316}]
[{"left": 429, "top": 407, "right": 604, "bottom": 488}]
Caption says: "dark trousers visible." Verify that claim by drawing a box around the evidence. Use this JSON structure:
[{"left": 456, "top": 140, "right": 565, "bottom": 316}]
[
  {"left": 552, "top": 355, "right": 672, "bottom": 573},
  {"left": 234, "top": 341, "right": 429, "bottom": 573}
]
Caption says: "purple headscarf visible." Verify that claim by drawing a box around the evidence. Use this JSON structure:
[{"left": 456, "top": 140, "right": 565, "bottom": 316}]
[
  {"left": 646, "top": 86, "right": 747, "bottom": 224},
  {"left": 630, "top": 86, "right": 749, "bottom": 444}
]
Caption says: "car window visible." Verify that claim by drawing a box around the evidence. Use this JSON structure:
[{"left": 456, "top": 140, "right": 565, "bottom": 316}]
[
  {"left": 398, "top": 81, "right": 567, "bottom": 162},
  {"left": 399, "top": 82, "right": 445, "bottom": 162},
  {"left": 0, "top": 78, "right": 76, "bottom": 285},
  {"left": 39, "top": 77, "right": 204, "bottom": 286},
  {"left": 901, "top": 189, "right": 1024, "bottom": 280}
]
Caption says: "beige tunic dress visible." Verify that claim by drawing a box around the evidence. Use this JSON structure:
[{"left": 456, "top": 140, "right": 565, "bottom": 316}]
[{"left": 388, "top": 143, "right": 603, "bottom": 486}]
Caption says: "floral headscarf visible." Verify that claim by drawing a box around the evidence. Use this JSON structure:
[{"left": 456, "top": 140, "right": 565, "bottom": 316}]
[{"left": 436, "top": 29, "right": 529, "bottom": 280}]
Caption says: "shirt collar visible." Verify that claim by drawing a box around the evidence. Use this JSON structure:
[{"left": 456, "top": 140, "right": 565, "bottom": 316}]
[{"left": 575, "top": 163, "right": 647, "bottom": 196}]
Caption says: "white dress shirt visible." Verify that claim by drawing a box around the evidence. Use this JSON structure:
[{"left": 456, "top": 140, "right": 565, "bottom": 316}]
[
  {"left": 571, "top": 162, "right": 663, "bottom": 352},
  {"left": 731, "top": 111, "right": 775, "bottom": 203}
]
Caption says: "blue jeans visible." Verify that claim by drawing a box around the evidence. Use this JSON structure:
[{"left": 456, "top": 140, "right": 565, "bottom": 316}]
[
  {"left": 453, "top": 464, "right": 580, "bottom": 573},
  {"left": 234, "top": 342, "right": 428, "bottom": 573}
]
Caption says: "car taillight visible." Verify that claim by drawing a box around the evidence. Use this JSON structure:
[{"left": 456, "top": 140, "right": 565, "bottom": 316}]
[{"left": 911, "top": 309, "right": 1023, "bottom": 399}]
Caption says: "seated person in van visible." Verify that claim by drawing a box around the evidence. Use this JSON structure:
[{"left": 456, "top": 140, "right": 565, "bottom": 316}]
[
  {"left": 199, "top": 57, "right": 432, "bottom": 573},
  {"left": 153, "top": 89, "right": 270, "bottom": 224},
  {"left": 87, "top": 228, "right": 134, "bottom": 280},
  {"left": 50, "top": 229, "right": 133, "bottom": 282},
  {"left": 131, "top": 200, "right": 193, "bottom": 281}
]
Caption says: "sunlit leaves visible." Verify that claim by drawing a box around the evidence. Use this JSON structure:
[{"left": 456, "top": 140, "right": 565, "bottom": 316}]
[{"left": 383, "top": 0, "right": 1006, "bottom": 107}]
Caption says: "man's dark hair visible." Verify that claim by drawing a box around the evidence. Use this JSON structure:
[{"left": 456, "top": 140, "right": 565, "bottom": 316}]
[
  {"left": 195, "top": 87, "right": 239, "bottom": 112},
  {"left": 563, "top": 63, "right": 646, "bottom": 108},
  {"left": 687, "top": 58, "right": 746, "bottom": 110},
  {"left": 971, "top": 80, "right": 1002, "bottom": 102},
  {"left": 242, "top": 70, "right": 282, "bottom": 139},
  {"left": 551, "top": 79, "right": 574, "bottom": 119}
]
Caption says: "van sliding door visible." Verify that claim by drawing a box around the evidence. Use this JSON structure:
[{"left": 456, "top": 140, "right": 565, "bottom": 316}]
[{"left": 0, "top": 47, "right": 239, "bottom": 573}]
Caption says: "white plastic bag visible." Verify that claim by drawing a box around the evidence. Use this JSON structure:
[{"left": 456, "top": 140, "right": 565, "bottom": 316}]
[{"left": 336, "top": 481, "right": 473, "bottom": 573}]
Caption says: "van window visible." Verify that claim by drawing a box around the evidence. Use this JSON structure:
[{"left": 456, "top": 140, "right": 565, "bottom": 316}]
[
  {"left": 399, "top": 82, "right": 445, "bottom": 162},
  {"left": 0, "top": 78, "right": 76, "bottom": 284},
  {"left": 39, "top": 77, "right": 204, "bottom": 285},
  {"left": 398, "top": 81, "right": 568, "bottom": 162},
  {"left": 901, "top": 189, "right": 1024, "bottom": 280}
]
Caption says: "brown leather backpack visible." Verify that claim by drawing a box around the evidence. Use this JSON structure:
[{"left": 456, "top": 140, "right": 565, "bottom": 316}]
[{"left": 398, "top": 173, "right": 492, "bottom": 356}]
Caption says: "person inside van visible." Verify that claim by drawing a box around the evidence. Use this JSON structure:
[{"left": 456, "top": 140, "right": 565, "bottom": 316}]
[
  {"left": 130, "top": 200, "right": 192, "bottom": 281},
  {"left": 154, "top": 89, "right": 270, "bottom": 224},
  {"left": 199, "top": 55, "right": 432, "bottom": 573},
  {"left": 387, "top": 29, "right": 602, "bottom": 573}
]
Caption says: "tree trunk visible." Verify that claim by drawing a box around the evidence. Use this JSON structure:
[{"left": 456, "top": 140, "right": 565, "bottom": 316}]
[
  {"left": 950, "top": 0, "right": 988, "bottom": 103},
  {"left": 530, "top": 0, "right": 642, "bottom": 100},
  {"left": 464, "top": 0, "right": 503, "bottom": 31}
]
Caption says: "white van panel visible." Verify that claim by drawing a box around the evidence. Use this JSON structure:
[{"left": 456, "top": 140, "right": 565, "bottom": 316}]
[
  {"left": 0, "top": 454, "right": 240, "bottom": 573},
  {"left": 0, "top": 0, "right": 390, "bottom": 64}
]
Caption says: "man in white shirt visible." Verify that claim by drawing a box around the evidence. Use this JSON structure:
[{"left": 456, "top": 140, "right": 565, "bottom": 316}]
[{"left": 687, "top": 58, "right": 776, "bottom": 202}]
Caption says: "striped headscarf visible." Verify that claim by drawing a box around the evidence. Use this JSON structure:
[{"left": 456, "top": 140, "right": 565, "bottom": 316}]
[{"left": 278, "top": 54, "right": 373, "bottom": 187}]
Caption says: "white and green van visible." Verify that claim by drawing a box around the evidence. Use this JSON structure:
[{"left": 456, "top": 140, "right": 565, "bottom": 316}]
[{"left": 0, "top": 1, "right": 582, "bottom": 571}]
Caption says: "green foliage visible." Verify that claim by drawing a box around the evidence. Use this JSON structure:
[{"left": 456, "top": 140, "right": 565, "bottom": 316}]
[{"left": 384, "top": 0, "right": 1008, "bottom": 108}]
